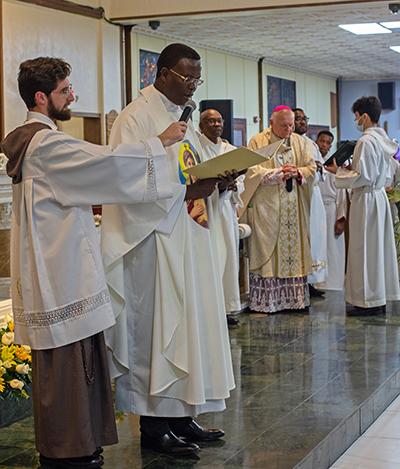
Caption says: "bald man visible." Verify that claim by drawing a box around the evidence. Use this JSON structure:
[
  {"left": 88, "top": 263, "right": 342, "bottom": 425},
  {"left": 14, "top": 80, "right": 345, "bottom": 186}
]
[
  {"left": 240, "top": 106, "right": 316, "bottom": 313},
  {"left": 197, "top": 109, "right": 244, "bottom": 323}
]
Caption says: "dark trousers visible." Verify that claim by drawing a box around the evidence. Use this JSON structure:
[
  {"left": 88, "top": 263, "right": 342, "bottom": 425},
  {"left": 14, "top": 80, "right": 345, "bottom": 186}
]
[{"left": 140, "top": 416, "right": 193, "bottom": 437}]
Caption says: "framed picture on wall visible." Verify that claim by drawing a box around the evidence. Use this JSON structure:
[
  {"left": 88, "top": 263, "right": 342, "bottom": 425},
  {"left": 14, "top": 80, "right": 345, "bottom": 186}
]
[
  {"left": 267, "top": 76, "right": 296, "bottom": 120},
  {"left": 139, "top": 50, "right": 160, "bottom": 90}
]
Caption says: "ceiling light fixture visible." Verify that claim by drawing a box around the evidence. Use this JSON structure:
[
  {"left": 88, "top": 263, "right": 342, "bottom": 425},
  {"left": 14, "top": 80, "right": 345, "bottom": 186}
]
[
  {"left": 338, "top": 23, "right": 392, "bottom": 34},
  {"left": 381, "top": 21, "right": 400, "bottom": 28}
]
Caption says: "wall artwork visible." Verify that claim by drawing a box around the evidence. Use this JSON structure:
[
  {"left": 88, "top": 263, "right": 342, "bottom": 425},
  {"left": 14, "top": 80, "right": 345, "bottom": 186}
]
[
  {"left": 139, "top": 50, "right": 160, "bottom": 90},
  {"left": 267, "top": 76, "right": 296, "bottom": 120}
]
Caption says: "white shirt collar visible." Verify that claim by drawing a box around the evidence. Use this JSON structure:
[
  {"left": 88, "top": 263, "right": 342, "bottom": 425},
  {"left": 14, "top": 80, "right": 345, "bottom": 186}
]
[{"left": 25, "top": 111, "right": 58, "bottom": 131}]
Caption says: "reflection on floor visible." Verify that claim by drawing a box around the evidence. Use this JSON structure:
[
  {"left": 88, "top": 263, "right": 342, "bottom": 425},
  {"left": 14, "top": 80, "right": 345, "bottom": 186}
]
[{"left": 1, "top": 290, "right": 400, "bottom": 468}]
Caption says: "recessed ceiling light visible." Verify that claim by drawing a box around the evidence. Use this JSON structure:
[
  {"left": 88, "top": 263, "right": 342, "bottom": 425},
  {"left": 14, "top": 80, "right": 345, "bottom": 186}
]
[
  {"left": 390, "top": 46, "right": 400, "bottom": 52},
  {"left": 381, "top": 21, "right": 400, "bottom": 28},
  {"left": 338, "top": 23, "right": 392, "bottom": 35}
]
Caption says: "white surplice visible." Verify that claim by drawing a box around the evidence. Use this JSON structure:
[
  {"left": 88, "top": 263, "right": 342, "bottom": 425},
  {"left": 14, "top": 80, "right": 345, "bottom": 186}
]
[
  {"left": 197, "top": 132, "right": 244, "bottom": 312},
  {"left": 304, "top": 135, "right": 327, "bottom": 284},
  {"left": 102, "top": 85, "right": 235, "bottom": 418},
  {"left": 335, "top": 127, "right": 400, "bottom": 307},
  {"left": 10, "top": 112, "right": 172, "bottom": 350},
  {"left": 315, "top": 151, "right": 347, "bottom": 291}
]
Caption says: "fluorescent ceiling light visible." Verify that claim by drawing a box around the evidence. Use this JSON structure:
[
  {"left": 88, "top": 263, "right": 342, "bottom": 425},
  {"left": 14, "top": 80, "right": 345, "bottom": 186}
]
[
  {"left": 390, "top": 46, "right": 400, "bottom": 53},
  {"left": 381, "top": 22, "right": 400, "bottom": 28},
  {"left": 338, "top": 23, "right": 392, "bottom": 35}
]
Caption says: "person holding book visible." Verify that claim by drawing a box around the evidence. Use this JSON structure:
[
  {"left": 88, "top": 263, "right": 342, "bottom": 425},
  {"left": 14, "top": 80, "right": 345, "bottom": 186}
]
[
  {"left": 315, "top": 131, "right": 347, "bottom": 291},
  {"left": 101, "top": 43, "right": 237, "bottom": 456},
  {"left": 325, "top": 96, "right": 400, "bottom": 315},
  {"left": 197, "top": 109, "right": 245, "bottom": 324}
]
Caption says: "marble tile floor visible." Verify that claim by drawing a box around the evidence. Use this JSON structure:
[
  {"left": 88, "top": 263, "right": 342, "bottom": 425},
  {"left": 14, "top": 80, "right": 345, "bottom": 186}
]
[{"left": 1, "top": 291, "right": 400, "bottom": 468}]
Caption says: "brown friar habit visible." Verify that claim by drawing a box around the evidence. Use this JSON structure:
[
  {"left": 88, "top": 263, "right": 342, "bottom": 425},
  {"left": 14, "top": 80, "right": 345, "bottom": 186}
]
[
  {"left": 0, "top": 122, "right": 51, "bottom": 184},
  {"left": 32, "top": 333, "right": 118, "bottom": 459}
]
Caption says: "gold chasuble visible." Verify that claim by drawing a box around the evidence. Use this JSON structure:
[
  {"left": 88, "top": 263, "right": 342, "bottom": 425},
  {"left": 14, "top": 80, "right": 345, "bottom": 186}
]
[{"left": 242, "top": 127, "right": 316, "bottom": 313}]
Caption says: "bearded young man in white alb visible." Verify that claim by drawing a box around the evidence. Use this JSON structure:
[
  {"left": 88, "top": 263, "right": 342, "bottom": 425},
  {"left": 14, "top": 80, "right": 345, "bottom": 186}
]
[
  {"left": 325, "top": 96, "right": 400, "bottom": 316},
  {"left": 197, "top": 109, "right": 245, "bottom": 325},
  {"left": 0, "top": 56, "right": 186, "bottom": 469}
]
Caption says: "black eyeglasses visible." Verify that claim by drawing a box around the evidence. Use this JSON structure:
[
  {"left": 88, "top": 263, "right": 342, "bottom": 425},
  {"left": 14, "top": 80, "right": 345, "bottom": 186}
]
[{"left": 295, "top": 116, "right": 309, "bottom": 123}]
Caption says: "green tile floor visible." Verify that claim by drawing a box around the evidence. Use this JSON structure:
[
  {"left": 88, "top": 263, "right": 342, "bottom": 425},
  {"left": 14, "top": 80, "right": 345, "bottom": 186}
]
[{"left": 1, "top": 291, "right": 400, "bottom": 468}]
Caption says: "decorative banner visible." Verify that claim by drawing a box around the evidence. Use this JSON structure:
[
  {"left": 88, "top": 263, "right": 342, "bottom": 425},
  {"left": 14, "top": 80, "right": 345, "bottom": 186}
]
[
  {"left": 267, "top": 76, "right": 296, "bottom": 121},
  {"left": 139, "top": 50, "right": 160, "bottom": 90}
]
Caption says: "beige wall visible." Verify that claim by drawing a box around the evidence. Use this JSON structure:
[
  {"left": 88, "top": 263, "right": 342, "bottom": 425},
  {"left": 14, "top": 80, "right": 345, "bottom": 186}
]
[
  {"left": 2, "top": 1, "right": 336, "bottom": 143},
  {"left": 129, "top": 33, "right": 336, "bottom": 142},
  {"left": 263, "top": 62, "right": 337, "bottom": 142},
  {"left": 129, "top": 32, "right": 260, "bottom": 142},
  {"left": 2, "top": 0, "right": 122, "bottom": 140}
]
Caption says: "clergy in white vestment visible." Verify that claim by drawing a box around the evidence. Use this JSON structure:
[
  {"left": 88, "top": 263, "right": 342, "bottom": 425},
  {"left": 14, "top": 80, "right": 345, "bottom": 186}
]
[
  {"left": 101, "top": 44, "right": 235, "bottom": 456},
  {"left": 386, "top": 156, "right": 400, "bottom": 273},
  {"left": 197, "top": 109, "right": 245, "bottom": 318},
  {"left": 293, "top": 109, "right": 327, "bottom": 293},
  {"left": 0, "top": 57, "right": 186, "bottom": 468},
  {"left": 239, "top": 106, "right": 316, "bottom": 313},
  {"left": 386, "top": 156, "right": 400, "bottom": 224},
  {"left": 314, "top": 131, "right": 347, "bottom": 291},
  {"left": 326, "top": 96, "right": 400, "bottom": 315}
]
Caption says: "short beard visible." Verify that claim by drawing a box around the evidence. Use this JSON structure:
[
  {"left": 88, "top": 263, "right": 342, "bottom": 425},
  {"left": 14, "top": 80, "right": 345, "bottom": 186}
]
[{"left": 47, "top": 95, "right": 72, "bottom": 121}]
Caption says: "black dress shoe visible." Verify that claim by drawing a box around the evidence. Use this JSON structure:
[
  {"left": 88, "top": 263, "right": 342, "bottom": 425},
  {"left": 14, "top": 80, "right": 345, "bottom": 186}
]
[
  {"left": 140, "top": 430, "right": 199, "bottom": 455},
  {"left": 174, "top": 420, "right": 225, "bottom": 442},
  {"left": 347, "top": 305, "right": 386, "bottom": 317},
  {"left": 309, "top": 284, "right": 325, "bottom": 297},
  {"left": 227, "top": 316, "right": 239, "bottom": 326},
  {"left": 40, "top": 454, "right": 103, "bottom": 468}
]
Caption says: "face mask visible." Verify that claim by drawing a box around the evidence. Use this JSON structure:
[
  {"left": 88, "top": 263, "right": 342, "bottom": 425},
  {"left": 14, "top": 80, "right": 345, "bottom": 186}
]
[{"left": 355, "top": 116, "right": 364, "bottom": 132}]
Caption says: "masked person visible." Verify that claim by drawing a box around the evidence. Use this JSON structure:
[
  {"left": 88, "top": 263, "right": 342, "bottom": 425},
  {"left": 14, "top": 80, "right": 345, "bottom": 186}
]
[{"left": 325, "top": 96, "right": 400, "bottom": 315}]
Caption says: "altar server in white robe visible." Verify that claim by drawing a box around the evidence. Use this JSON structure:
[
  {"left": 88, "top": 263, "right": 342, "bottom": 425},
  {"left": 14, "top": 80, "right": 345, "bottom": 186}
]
[
  {"left": 293, "top": 108, "right": 327, "bottom": 294},
  {"left": 315, "top": 131, "right": 346, "bottom": 291},
  {"left": 326, "top": 96, "right": 400, "bottom": 315},
  {"left": 198, "top": 109, "right": 245, "bottom": 320},
  {"left": 102, "top": 44, "right": 235, "bottom": 456},
  {"left": 0, "top": 57, "right": 186, "bottom": 469}
]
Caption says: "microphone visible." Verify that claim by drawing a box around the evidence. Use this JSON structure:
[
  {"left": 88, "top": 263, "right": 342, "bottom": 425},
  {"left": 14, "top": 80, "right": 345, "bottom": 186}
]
[{"left": 179, "top": 100, "right": 197, "bottom": 123}]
